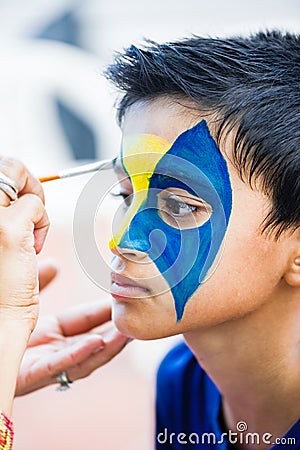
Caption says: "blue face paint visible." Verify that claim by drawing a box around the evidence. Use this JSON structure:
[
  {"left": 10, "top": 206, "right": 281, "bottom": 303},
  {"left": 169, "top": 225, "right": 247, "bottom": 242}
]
[{"left": 113, "top": 120, "right": 232, "bottom": 321}]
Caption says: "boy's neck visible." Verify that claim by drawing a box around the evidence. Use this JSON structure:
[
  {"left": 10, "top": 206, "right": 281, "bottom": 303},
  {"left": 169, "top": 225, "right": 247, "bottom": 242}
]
[{"left": 183, "top": 287, "right": 300, "bottom": 449}]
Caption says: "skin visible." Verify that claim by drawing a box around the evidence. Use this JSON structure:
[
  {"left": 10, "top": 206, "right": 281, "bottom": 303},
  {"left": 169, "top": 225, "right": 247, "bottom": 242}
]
[
  {"left": 16, "top": 289, "right": 128, "bottom": 396},
  {"left": 110, "top": 98, "right": 300, "bottom": 448},
  {"left": 0, "top": 158, "right": 128, "bottom": 418},
  {"left": 0, "top": 156, "right": 49, "bottom": 416},
  {"left": 110, "top": 119, "right": 232, "bottom": 321}
]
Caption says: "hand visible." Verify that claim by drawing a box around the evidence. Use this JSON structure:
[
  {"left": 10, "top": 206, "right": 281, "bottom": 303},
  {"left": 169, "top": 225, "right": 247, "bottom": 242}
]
[
  {"left": 0, "top": 157, "right": 49, "bottom": 332},
  {"left": 16, "top": 298, "right": 129, "bottom": 396},
  {"left": 0, "top": 157, "right": 48, "bottom": 416}
]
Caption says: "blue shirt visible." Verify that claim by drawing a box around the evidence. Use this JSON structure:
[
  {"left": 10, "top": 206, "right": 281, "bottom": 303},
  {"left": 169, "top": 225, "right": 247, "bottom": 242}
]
[{"left": 156, "top": 342, "right": 300, "bottom": 449}]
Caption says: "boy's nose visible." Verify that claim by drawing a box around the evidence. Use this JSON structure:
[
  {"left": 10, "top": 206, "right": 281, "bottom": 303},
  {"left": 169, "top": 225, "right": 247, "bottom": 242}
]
[
  {"left": 110, "top": 206, "right": 168, "bottom": 262},
  {"left": 110, "top": 242, "right": 148, "bottom": 262}
]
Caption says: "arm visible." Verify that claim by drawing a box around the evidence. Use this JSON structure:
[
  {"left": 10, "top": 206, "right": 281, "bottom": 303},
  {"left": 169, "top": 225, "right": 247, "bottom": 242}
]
[
  {"left": 0, "top": 321, "right": 29, "bottom": 450},
  {"left": 0, "top": 321, "right": 31, "bottom": 417},
  {"left": 0, "top": 157, "right": 48, "bottom": 448}
]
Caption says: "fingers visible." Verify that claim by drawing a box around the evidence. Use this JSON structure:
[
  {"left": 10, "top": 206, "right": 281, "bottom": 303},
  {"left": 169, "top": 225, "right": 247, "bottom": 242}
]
[
  {"left": 68, "top": 328, "right": 129, "bottom": 382},
  {"left": 0, "top": 157, "right": 44, "bottom": 207},
  {"left": 0, "top": 158, "right": 49, "bottom": 253},
  {"left": 38, "top": 334, "right": 106, "bottom": 379},
  {"left": 57, "top": 299, "right": 112, "bottom": 336},
  {"left": 47, "top": 328, "right": 128, "bottom": 384},
  {"left": 5, "top": 194, "right": 50, "bottom": 254},
  {"left": 38, "top": 260, "right": 58, "bottom": 291},
  {"left": 16, "top": 325, "right": 130, "bottom": 396},
  {"left": 17, "top": 334, "right": 106, "bottom": 396}
]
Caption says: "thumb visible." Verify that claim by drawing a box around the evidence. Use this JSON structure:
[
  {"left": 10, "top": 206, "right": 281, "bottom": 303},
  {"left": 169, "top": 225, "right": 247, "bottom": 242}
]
[{"left": 38, "top": 260, "right": 58, "bottom": 291}]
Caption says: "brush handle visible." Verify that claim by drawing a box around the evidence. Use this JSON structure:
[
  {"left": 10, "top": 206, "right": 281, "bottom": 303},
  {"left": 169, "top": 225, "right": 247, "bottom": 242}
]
[
  {"left": 39, "top": 158, "right": 116, "bottom": 183},
  {"left": 58, "top": 158, "right": 115, "bottom": 179}
]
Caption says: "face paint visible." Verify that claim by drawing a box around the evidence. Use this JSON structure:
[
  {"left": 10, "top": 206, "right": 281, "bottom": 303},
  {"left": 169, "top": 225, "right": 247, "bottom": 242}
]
[
  {"left": 110, "top": 120, "right": 232, "bottom": 321},
  {"left": 109, "top": 134, "right": 170, "bottom": 247}
]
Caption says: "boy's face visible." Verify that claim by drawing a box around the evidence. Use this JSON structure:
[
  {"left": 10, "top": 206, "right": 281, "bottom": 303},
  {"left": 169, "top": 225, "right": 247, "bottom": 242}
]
[{"left": 110, "top": 98, "right": 287, "bottom": 339}]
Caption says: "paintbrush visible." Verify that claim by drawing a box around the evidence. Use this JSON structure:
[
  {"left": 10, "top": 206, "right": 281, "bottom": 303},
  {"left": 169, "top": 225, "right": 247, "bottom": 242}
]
[{"left": 39, "top": 157, "right": 116, "bottom": 183}]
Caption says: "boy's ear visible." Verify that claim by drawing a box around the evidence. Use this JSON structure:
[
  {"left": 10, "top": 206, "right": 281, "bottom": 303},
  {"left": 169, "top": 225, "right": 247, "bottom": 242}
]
[
  {"left": 283, "top": 229, "right": 300, "bottom": 287},
  {"left": 284, "top": 255, "right": 300, "bottom": 288}
]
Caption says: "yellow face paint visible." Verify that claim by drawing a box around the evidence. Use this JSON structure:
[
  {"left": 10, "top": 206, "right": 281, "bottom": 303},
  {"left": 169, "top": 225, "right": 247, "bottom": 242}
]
[{"left": 109, "top": 134, "right": 170, "bottom": 249}]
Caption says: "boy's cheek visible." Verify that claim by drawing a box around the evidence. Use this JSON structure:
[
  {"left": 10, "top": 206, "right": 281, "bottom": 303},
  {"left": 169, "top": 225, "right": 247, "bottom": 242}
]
[
  {"left": 111, "top": 234, "right": 284, "bottom": 340},
  {"left": 183, "top": 231, "right": 286, "bottom": 323},
  {"left": 116, "top": 237, "right": 278, "bottom": 339}
]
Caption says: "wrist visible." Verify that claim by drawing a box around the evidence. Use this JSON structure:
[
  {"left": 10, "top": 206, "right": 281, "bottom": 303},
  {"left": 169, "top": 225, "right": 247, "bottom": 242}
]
[
  {"left": 0, "top": 314, "right": 33, "bottom": 367},
  {"left": 0, "top": 305, "right": 38, "bottom": 336},
  {"left": 0, "top": 318, "right": 32, "bottom": 418},
  {"left": 0, "top": 314, "right": 33, "bottom": 359}
]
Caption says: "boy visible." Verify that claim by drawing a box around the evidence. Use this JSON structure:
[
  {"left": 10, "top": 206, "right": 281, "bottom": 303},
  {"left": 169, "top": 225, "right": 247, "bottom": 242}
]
[{"left": 106, "top": 31, "right": 300, "bottom": 448}]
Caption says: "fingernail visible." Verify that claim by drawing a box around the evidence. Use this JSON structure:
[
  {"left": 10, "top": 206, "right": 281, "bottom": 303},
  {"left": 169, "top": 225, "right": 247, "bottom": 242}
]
[
  {"left": 86, "top": 335, "right": 105, "bottom": 353},
  {"left": 92, "top": 344, "right": 105, "bottom": 354},
  {"left": 103, "top": 328, "right": 119, "bottom": 343}
]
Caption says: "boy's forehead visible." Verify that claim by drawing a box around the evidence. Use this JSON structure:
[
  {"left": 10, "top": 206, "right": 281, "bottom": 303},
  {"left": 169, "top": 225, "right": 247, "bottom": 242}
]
[
  {"left": 122, "top": 98, "right": 200, "bottom": 143},
  {"left": 120, "top": 100, "right": 198, "bottom": 170},
  {"left": 118, "top": 98, "right": 235, "bottom": 182},
  {"left": 121, "top": 133, "right": 170, "bottom": 178},
  {"left": 122, "top": 99, "right": 230, "bottom": 154}
]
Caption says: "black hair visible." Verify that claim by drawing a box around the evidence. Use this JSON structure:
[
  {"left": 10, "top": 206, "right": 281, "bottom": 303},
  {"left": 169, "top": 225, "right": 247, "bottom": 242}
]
[{"left": 105, "top": 31, "right": 300, "bottom": 237}]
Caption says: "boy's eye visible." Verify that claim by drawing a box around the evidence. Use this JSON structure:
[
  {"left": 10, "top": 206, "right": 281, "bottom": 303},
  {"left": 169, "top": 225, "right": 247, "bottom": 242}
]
[
  {"left": 111, "top": 186, "right": 212, "bottom": 230},
  {"left": 111, "top": 191, "right": 133, "bottom": 207},
  {"left": 157, "top": 190, "right": 212, "bottom": 230},
  {"left": 164, "top": 197, "right": 197, "bottom": 217}
]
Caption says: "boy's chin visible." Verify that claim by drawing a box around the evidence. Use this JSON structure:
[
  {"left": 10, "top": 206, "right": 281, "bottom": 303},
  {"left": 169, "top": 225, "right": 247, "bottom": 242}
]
[{"left": 111, "top": 302, "right": 183, "bottom": 340}]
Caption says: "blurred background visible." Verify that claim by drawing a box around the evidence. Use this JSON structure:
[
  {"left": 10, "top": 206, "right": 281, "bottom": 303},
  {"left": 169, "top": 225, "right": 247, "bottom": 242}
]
[{"left": 0, "top": 0, "right": 298, "bottom": 448}]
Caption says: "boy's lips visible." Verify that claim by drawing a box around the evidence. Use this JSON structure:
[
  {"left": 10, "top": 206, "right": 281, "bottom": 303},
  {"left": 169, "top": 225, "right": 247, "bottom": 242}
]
[{"left": 110, "top": 272, "right": 151, "bottom": 300}]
